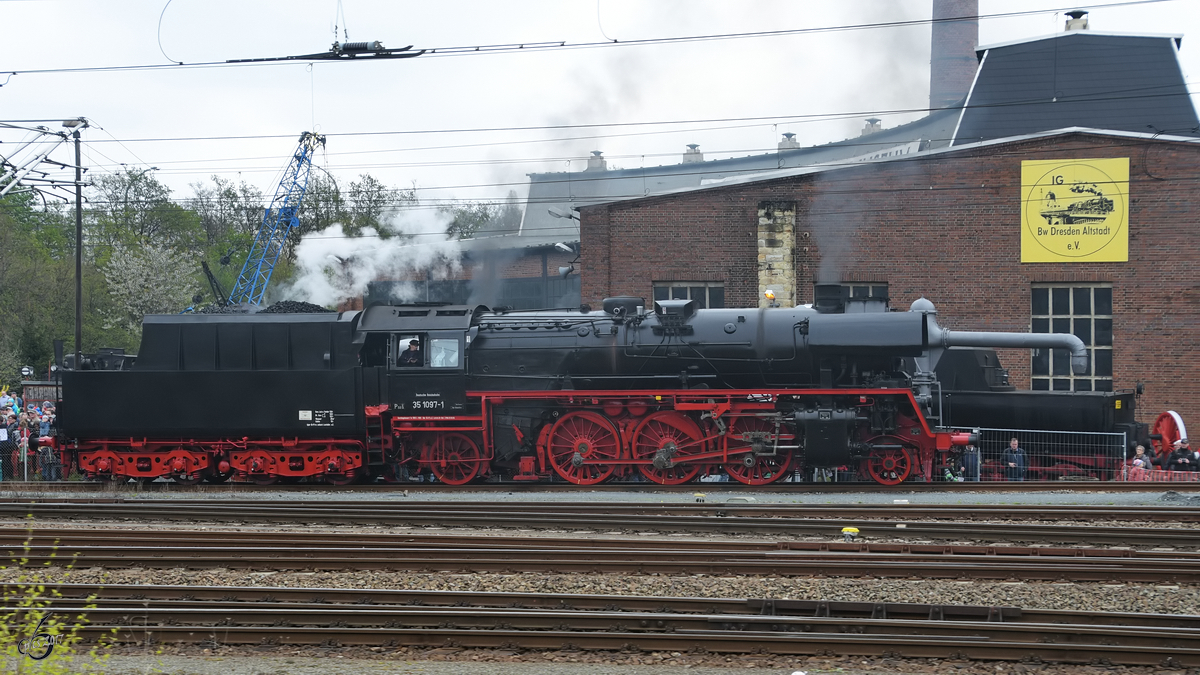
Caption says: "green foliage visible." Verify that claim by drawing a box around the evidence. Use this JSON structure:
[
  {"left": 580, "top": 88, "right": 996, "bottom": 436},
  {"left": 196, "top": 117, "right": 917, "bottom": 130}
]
[
  {"left": 187, "top": 175, "right": 265, "bottom": 245},
  {"left": 0, "top": 518, "right": 112, "bottom": 674},
  {"left": 89, "top": 169, "right": 203, "bottom": 252},
  {"left": 0, "top": 168, "right": 424, "bottom": 358},
  {"left": 295, "top": 172, "right": 419, "bottom": 250},
  {"left": 0, "top": 194, "right": 133, "bottom": 382},
  {"left": 443, "top": 190, "right": 523, "bottom": 239}
]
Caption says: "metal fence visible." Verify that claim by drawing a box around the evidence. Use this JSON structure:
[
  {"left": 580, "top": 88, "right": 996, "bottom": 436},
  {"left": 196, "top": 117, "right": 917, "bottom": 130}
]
[{"left": 947, "top": 427, "right": 1127, "bottom": 482}]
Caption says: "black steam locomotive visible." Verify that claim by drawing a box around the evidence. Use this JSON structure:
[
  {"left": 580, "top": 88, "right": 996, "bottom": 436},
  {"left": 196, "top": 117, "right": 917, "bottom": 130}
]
[{"left": 55, "top": 287, "right": 1147, "bottom": 486}]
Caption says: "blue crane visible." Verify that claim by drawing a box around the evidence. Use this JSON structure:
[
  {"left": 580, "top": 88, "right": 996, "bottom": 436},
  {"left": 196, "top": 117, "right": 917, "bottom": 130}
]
[{"left": 228, "top": 131, "right": 326, "bottom": 306}]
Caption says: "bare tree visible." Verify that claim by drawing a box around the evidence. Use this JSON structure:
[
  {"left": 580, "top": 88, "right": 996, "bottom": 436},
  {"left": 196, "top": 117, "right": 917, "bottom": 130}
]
[{"left": 189, "top": 176, "right": 265, "bottom": 244}]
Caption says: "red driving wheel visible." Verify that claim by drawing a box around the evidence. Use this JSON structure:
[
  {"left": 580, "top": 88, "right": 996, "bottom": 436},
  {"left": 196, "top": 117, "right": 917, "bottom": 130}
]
[
  {"left": 547, "top": 411, "right": 622, "bottom": 485},
  {"left": 723, "top": 417, "right": 793, "bottom": 485},
  {"left": 631, "top": 411, "right": 705, "bottom": 485},
  {"left": 421, "top": 433, "right": 484, "bottom": 485},
  {"left": 864, "top": 441, "right": 914, "bottom": 486}
]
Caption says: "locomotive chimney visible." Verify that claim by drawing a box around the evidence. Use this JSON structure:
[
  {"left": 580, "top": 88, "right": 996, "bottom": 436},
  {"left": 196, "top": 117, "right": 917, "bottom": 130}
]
[
  {"left": 683, "top": 144, "right": 704, "bottom": 163},
  {"left": 813, "top": 284, "right": 849, "bottom": 314},
  {"left": 778, "top": 133, "right": 800, "bottom": 150}
]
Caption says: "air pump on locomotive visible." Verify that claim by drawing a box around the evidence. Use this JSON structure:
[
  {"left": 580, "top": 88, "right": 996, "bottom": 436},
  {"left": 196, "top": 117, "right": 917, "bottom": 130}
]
[{"left": 52, "top": 285, "right": 1152, "bottom": 486}]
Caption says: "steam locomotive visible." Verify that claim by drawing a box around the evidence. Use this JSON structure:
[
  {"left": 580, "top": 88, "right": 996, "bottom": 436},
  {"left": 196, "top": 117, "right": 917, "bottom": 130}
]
[{"left": 53, "top": 286, "right": 1152, "bottom": 486}]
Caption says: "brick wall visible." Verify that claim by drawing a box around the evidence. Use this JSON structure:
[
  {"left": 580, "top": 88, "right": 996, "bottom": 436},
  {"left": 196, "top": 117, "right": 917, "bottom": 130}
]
[{"left": 578, "top": 131, "right": 1200, "bottom": 426}]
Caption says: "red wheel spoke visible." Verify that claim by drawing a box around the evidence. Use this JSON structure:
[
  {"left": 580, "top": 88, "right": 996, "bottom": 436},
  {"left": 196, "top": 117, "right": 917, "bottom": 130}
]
[
  {"left": 421, "top": 433, "right": 483, "bottom": 485},
  {"left": 864, "top": 440, "right": 913, "bottom": 485},
  {"left": 723, "top": 417, "right": 793, "bottom": 485},
  {"left": 547, "top": 412, "right": 621, "bottom": 485},
  {"left": 1150, "top": 411, "right": 1187, "bottom": 461},
  {"left": 632, "top": 411, "right": 704, "bottom": 485}
]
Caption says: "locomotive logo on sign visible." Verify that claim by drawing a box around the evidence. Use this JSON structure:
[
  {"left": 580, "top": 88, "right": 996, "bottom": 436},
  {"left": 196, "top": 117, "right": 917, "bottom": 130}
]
[{"left": 1020, "top": 158, "right": 1129, "bottom": 262}]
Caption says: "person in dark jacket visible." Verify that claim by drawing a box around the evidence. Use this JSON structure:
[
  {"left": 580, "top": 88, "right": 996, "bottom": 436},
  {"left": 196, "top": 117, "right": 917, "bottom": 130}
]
[
  {"left": 1002, "top": 437, "right": 1027, "bottom": 481},
  {"left": 959, "top": 444, "right": 981, "bottom": 481},
  {"left": 1167, "top": 439, "right": 1197, "bottom": 472}
]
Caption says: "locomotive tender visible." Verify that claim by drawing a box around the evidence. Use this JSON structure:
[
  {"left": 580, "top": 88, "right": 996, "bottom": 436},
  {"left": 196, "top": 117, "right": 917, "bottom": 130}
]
[{"left": 56, "top": 288, "right": 1142, "bottom": 486}]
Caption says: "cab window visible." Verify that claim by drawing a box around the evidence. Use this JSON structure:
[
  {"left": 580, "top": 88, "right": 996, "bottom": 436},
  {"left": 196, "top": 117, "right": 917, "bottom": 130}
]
[
  {"left": 395, "top": 335, "right": 423, "bottom": 367},
  {"left": 429, "top": 338, "right": 460, "bottom": 368}
]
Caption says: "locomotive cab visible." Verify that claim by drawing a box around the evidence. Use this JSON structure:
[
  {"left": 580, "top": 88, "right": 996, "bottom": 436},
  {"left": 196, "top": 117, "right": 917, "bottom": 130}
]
[
  {"left": 354, "top": 304, "right": 483, "bottom": 416},
  {"left": 387, "top": 330, "right": 468, "bottom": 414}
]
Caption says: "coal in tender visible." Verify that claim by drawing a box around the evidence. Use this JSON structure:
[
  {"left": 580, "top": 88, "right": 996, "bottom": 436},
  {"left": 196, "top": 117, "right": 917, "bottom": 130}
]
[{"left": 259, "top": 300, "right": 335, "bottom": 314}]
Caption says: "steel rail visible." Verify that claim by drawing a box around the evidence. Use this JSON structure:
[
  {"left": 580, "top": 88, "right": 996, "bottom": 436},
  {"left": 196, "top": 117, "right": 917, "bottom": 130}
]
[
  {"left": 2, "top": 502, "right": 1199, "bottom": 545},
  {"left": 4, "top": 541, "right": 1200, "bottom": 581},
  {"left": 4, "top": 585, "right": 1198, "bottom": 666},
  {"left": 11, "top": 582, "right": 1199, "bottom": 629},
  {"left": 6, "top": 498, "right": 1200, "bottom": 523},
  {"left": 7, "top": 526, "right": 1200, "bottom": 559},
  {"left": 5, "top": 526, "right": 1195, "bottom": 553},
  {"left": 4, "top": 480, "right": 1199, "bottom": 493}
]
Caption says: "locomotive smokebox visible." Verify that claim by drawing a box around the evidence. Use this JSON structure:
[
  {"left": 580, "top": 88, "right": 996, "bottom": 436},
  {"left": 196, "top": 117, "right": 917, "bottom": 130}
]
[{"left": 813, "top": 284, "right": 849, "bottom": 314}]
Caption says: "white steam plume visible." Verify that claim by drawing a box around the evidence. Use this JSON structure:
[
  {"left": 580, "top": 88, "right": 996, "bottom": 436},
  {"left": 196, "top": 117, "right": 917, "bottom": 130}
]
[{"left": 282, "top": 209, "right": 462, "bottom": 307}]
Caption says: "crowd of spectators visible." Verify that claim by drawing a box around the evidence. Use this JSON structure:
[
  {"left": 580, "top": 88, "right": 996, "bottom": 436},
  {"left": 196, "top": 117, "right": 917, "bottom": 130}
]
[
  {"left": 0, "top": 390, "right": 59, "bottom": 481},
  {"left": 1127, "top": 438, "right": 1199, "bottom": 480}
]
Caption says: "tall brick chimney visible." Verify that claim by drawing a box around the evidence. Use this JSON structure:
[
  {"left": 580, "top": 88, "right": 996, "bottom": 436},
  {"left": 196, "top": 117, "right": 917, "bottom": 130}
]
[{"left": 930, "top": 0, "right": 979, "bottom": 110}]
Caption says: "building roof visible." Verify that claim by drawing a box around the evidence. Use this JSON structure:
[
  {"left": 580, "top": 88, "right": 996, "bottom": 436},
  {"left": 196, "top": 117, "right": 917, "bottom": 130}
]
[
  {"left": 515, "top": 27, "right": 1199, "bottom": 247},
  {"left": 519, "top": 108, "right": 961, "bottom": 243},
  {"left": 953, "top": 31, "right": 1199, "bottom": 145},
  {"left": 574, "top": 127, "right": 1200, "bottom": 208}
]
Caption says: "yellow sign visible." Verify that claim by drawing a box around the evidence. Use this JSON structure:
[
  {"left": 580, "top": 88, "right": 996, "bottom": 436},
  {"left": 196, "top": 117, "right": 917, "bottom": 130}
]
[{"left": 1021, "top": 158, "right": 1129, "bottom": 262}]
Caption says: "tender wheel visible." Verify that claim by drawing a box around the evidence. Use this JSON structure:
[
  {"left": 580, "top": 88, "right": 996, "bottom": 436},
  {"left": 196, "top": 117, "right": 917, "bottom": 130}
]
[
  {"left": 173, "top": 474, "right": 203, "bottom": 486},
  {"left": 631, "top": 411, "right": 704, "bottom": 484},
  {"left": 421, "top": 433, "right": 483, "bottom": 485},
  {"left": 723, "top": 417, "right": 793, "bottom": 485},
  {"left": 204, "top": 471, "right": 232, "bottom": 484},
  {"left": 546, "top": 411, "right": 622, "bottom": 485},
  {"left": 864, "top": 443, "right": 914, "bottom": 485}
]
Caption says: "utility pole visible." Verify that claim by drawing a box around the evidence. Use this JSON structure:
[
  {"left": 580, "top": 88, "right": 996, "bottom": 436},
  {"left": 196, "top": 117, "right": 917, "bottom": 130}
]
[{"left": 63, "top": 118, "right": 87, "bottom": 367}]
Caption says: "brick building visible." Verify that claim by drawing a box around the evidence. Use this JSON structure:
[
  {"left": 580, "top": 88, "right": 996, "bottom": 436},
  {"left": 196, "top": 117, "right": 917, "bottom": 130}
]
[
  {"left": 578, "top": 127, "right": 1200, "bottom": 427},
  {"left": 566, "top": 9, "right": 1200, "bottom": 428}
]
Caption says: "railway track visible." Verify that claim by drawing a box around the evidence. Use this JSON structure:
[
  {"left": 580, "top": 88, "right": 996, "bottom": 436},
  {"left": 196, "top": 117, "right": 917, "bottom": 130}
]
[
  {"left": 7, "top": 583, "right": 1199, "bottom": 667},
  {"left": 4, "top": 480, "right": 1198, "bottom": 493},
  {"left": 4, "top": 527, "right": 1200, "bottom": 580},
  {"left": 5, "top": 497, "right": 1200, "bottom": 522},
  {"left": 2, "top": 500, "right": 1199, "bottom": 545}
]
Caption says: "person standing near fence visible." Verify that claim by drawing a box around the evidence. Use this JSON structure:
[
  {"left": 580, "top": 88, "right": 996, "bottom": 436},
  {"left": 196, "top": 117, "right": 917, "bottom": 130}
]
[
  {"left": 1003, "top": 437, "right": 1027, "bottom": 481},
  {"left": 1167, "top": 440, "right": 1196, "bottom": 472},
  {"left": 959, "top": 444, "right": 981, "bottom": 481}
]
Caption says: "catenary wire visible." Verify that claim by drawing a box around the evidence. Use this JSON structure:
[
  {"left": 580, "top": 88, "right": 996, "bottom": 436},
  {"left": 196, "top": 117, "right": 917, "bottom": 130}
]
[{"left": 0, "top": 0, "right": 1173, "bottom": 77}]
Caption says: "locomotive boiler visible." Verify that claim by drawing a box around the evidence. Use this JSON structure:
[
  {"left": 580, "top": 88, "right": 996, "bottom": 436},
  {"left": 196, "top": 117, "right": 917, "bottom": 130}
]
[{"left": 55, "top": 291, "right": 1138, "bottom": 486}]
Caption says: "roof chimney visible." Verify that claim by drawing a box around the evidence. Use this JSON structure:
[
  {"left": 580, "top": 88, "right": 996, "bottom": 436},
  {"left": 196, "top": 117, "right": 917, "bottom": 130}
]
[
  {"left": 861, "top": 118, "right": 882, "bottom": 136},
  {"left": 683, "top": 144, "right": 704, "bottom": 163},
  {"left": 778, "top": 133, "right": 800, "bottom": 150},
  {"left": 585, "top": 150, "right": 607, "bottom": 171},
  {"left": 930, "top": 0, "right": 979, "bottom": 110},
  {"left": 1064, "top": 9, "right": 1089, "bottom": 31}
]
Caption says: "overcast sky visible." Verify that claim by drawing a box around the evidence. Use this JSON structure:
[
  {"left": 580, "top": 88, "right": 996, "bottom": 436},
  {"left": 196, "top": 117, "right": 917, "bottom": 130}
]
[{"left": 2, "top": 0, "right": 1198, "bottom": 208}]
